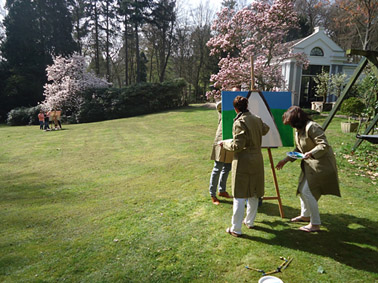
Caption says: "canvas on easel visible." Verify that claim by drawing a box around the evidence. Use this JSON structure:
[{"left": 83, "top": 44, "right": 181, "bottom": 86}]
[{"left": 221, "top": 91, "right": 293, "bottom": 147}]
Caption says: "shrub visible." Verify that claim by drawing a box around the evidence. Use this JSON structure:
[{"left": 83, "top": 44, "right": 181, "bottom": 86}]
[
  {"left": 340, "top": 97, "right": 365, "bottom": 118},
  {"left": 7, "top": 106, "right": 41, "bottom": 126},
  {"left": 7, "top": 79, "right": 187, "bottom": 125},
  {"left": 77, "top": 78, "right": 187, "bottom": 123},
  {"left": 355, "top": 66, "right": 378, "bottom": 121}
]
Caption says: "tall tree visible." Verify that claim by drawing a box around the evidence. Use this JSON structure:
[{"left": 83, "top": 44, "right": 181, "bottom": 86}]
[
  {"left": 285, "top": 14, "right": 312, "bottom": 42},
  {"left": 171, "top": 19, "right": 191, "bottom": 79},
  {"left": 68, "top": 0, "right": 90, "bottom": 56},
  {"left": 1, "top": 0, "right": 77, "bottom": 113},
  {"left": 88, "top": 0, "right": 101, "bottom": 75},
  {"left": 0, "top": 4, "right": 5, "bottom": 46},
  {"left": 190, "top": 2, "right": 214, "bottom": 100},
  {"left": 119, "top": 0, "right": 150, "bottom": 84},
  {"left": 331, "top": 0, "right": 378, "bottom": 50},
  {"left": 118, "top": 0, "right": 132, "bottom": 85},
  {"left": 99, "top": 0, "right": 118, "bottom": 82},
  {"left": 221, "top": 0, "right": 237, "bottom": 10},
  {"left": 134, "top": 0, "right": 151, "bottom": 83},
  {"left": 294, "top": 0, "right": 330, "bottom": 33},
  {"left": 119, "top": 0, "right": 130, "bottom": 85},
  {"left": 40, "top": 0, "right": 78, "bottom": 57},
  {"left": 149, "top": 0, "right": 176, "bottom": 82}
]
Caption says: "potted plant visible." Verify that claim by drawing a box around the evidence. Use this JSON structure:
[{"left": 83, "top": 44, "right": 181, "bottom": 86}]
[
  {"left": 313, "top": 70, "right": 347, "bottom": 112},
  {"left": 313, "top": 70, "right": 329, "bottom": 112},
  {"left": 340, "top": 97, "right": 365, "bottom": 133}
]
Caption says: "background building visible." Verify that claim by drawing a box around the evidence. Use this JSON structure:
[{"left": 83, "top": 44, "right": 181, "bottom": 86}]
[{"left": 281, "top": 27, "right": 357, "bottom": 108}]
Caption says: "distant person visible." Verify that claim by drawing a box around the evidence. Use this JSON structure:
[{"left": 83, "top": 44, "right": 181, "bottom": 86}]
[
  {"left": 55, "top": 110, "right": 62, "bottom": 129},
  {"left": 208, "top": 100, "right": 233, "bottom": 205},
  {"left": 220, "top": 96, "right": 270, "bottom": 237},
  {"left": 275, "top": 106, "right": 340, "bottom": 233},
  {"left": 38, "top": 110, "right": 45, "bottom": 130},
  {"left": 44, "top": 111, "right": 50, "bottom": 131},
  {"left": 50, "top": 109, "right": 61, "bottom": 130},
  {"left": 48, "top": 110, "right": 54, "bottom": 129}
]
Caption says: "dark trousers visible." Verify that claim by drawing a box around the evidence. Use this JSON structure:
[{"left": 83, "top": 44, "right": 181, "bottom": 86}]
[{"left": 44, "top": 118, "right": 50, "bottom": 130}]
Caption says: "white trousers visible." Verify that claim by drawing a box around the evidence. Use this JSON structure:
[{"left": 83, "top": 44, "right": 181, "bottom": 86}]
[
  {"left": 299, "top": 179, "right": 321, "bottom": 225},
  {"left": 231, "top": 197, "right": 259, "bottom": 235}
]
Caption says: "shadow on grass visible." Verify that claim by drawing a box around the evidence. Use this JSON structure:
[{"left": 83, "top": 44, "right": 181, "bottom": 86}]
[
  {"left": 241, "top": 202, "right": 378, "bottom": 273},
  {"left": 44, "top": 128, "right": 68, "bottom": 132},
  {"left": 219, "top": 199, "right": 233, "bottom": 205},
  {"left": 126, "top": 105, "right": 212, "bottom": 118},
  {"left": 179, "top": 104, "right": 214, "bottom": 113}
]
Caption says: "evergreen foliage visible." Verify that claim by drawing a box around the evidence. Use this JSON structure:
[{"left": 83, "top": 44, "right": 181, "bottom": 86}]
[
  {"left": 6, "top": 105, "right": 41, "bottom": 126},
  {"left": 340, "top": 97, "right": 365, "bottom": 118},
  {"left": 0, "top": 0, "right": 77, "bottom": 121},
  {"left": 6, "top": 79, "right": 187, "bottom": 125},
  {"left": 355, "top": 66, "right": 378, "bottom": 120},
  {"left": 77, "top": 78, "right": 187, "bottom": 123}
]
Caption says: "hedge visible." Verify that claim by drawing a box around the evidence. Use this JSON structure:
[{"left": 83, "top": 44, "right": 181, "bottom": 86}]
[
  {"left": 6, "top": 106, "right": 41, "bottom": 126},
  {"left": 7, "top": 79, "right": 187, "bottom": 125}
]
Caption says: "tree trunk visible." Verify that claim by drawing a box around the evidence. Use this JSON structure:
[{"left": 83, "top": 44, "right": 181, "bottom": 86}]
[
  {"left": 124, "top": 16, "right": 129, "bottom": 86},
  {"left": 135, "top": 22, "right": 140, "bottom": 83},
  {"left": 149, "top": 50, "right": 154, "bottom": 82},
  {"left": 94, "top": 3, "right": 100, "bottom": 75},
  {"left": 105, "top": 1, "right": 111, "bottom": 82},
  {"left": 75, "top": 8, "right": 82, "bottom": 55}
]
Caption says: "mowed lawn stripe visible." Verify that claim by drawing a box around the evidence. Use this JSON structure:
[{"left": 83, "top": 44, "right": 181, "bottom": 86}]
[{"left": 0, "top": 105, "right": 377, "bottom": 282}]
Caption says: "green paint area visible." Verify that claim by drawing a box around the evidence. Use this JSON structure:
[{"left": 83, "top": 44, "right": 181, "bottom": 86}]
[
  {"left": 271, "top": 109, "right": 294, "bottom": 147},
  {"left": 222, "top": 109, "right": 294, "bottom": 146},
  {"left": 222, "top": 110, "right": 236, "bottom": 140}
]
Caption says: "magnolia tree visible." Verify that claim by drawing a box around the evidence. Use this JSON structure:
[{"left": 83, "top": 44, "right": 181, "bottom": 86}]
[
  {"left": 40, "top": 55, "right": 109, "bottom": 111},
  {"left": 206, "top": 0, "right": 309, "bottom": 100}
]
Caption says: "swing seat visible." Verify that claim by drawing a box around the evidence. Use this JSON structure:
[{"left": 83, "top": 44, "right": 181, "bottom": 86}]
[{"left": 356, "top": 134, "right": 378, "bottom": 144}]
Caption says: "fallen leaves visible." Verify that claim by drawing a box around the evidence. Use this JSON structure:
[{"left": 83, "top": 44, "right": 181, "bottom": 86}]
[{"left": 342, "top": 152, "right": 377, "bottom": 184}]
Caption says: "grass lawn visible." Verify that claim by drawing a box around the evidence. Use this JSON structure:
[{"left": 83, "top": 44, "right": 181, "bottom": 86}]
[{"left": 0, "top": 104, "right": 377, "bottom": 282}]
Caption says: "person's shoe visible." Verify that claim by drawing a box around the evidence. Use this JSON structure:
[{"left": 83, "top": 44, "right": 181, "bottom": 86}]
[
  {"left": 226, "top": 227, "right": 241, "bottom": 237},
  {"left": 243, "top": 221, "right": 254, "bottom": 229},
  {"left": 290, "top": 216, "right": 310, "bottom": 223},
  {"left": 218, "top": 191, "right": 233, "bottom": 198},
  {"left": 211, "top": 196, "right": 220, "bottom": 205},
  {"left": 299, "top": 225, "right": 320, "bottom": 233}
]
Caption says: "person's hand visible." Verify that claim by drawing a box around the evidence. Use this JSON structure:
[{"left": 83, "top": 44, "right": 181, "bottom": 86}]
[
  {"left": 275, "top": 159, "right": 287, "bottom": 170},
  {"left": 218, "top": 141, "right": 223, "bottom": 147},
  {"left": 303, "top": 152, "right": 313, "bottom": 159}
]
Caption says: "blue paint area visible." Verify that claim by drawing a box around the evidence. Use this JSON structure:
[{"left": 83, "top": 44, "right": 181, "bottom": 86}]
[
  {"left": 222, "top": 91, "right": 291, "bottom": 111},
  {"left": 262, "top": 91, "right": 292, "bottom": 110},
  {"left": 221, "top": 91, "right": 249, "bottom": 111}
]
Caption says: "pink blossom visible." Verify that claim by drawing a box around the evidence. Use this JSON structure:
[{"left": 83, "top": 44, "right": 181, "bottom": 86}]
[
  {"left": 206, "top": 0, "right": 308, "bottom": 99},
  {"left": 41, "top": 54, "right": 109, "bottom": 111}
]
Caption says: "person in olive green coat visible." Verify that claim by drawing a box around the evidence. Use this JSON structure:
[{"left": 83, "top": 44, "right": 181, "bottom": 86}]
[
  {"left": 209, "top": 101, "right": 234, "bottom": 205},
  {"left": 276, "top": 106, "right": 340, "bottom": 233},
  {"left": 220, "top": 96, "right": 270, "bottom": 237}
]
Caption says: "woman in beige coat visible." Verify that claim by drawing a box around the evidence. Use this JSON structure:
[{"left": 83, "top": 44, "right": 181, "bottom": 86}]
[
  {"left": 276, "top": 106, "right": 340, "bottom": 233},
  {"left": 221, "top": 96, "right": 270, "bottom": 237},
  {"left": 209, "top": 101, "right": 234, "bottom": 205}
]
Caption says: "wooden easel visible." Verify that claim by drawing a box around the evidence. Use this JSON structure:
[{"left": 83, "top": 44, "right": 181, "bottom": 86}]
[{"left": 250, "top": 56, "right": 285, "bottom": 218}]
